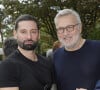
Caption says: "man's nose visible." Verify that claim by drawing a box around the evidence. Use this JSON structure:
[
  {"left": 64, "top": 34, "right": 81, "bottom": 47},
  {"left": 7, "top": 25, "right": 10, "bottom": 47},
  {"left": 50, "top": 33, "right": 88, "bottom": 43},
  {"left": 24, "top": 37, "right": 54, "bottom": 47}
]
[
  {"left": 27, "top": 33, "right": 32, "bottom": 39},
  {"left": 63, "top": 28, "right": 69, "bottom": 35}
]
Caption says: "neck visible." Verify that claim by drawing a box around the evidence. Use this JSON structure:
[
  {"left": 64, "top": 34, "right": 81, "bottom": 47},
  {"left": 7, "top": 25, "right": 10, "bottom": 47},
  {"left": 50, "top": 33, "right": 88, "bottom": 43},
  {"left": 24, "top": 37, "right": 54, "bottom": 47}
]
[
  {"left": 65, "top": 38, "right": 86, "bottom": 51},
  {"left": 18, "top": 47, "right": 38, "bottom": 62}
]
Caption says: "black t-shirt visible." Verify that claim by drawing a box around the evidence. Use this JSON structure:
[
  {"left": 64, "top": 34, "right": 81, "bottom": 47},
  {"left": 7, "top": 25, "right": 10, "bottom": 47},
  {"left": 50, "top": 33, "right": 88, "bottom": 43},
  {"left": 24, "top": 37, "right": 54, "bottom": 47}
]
[
  {"left": 0, "top": 49, "right": 54, "bottom": 90},
  {"left": 53, "top": 40, "right": 100, "bottom": 90}
]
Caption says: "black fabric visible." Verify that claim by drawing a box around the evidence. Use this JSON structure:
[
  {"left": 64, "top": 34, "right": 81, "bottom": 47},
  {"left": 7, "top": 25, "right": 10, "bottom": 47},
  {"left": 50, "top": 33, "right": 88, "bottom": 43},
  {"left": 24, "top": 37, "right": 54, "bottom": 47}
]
[
  {"left": 53, "top": 40, "right": 100, "bottom": 90},
  {"left": 0, "top": 49, "right": 54, "bottom": 90}
]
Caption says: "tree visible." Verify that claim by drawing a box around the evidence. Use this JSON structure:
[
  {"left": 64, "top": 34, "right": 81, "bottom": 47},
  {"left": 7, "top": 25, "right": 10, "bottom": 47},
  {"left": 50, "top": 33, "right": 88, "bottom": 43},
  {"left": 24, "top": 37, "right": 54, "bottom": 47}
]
[
  {"left": 0, "top": 0, "right": 100, "bottom": 53},
  {"left": 0, "top": 3, "right": 5, "bottom": 45}
]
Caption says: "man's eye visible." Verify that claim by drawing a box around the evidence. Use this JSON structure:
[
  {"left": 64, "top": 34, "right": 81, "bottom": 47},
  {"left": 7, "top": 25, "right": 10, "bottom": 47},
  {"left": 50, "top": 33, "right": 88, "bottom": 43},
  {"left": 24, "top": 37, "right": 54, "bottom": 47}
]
[
  {"left": 21, "top": 31, "right": 26, "bottom": 33},
  {"left": 31, "top": 30, "right": 36, "bottom": 33},
  {"left": 67, "top": 25, "right": 73, "bottom": 28},
  {"left": 31, "top": 29, "right": 38, "bottom": 33}
]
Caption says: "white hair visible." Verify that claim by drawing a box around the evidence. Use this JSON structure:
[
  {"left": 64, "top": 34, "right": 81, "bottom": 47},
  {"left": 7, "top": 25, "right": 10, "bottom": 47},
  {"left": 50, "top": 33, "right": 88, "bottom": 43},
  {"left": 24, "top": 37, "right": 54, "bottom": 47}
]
[{"left": 54, "top": 9, "right": 82, "bottom": 26}]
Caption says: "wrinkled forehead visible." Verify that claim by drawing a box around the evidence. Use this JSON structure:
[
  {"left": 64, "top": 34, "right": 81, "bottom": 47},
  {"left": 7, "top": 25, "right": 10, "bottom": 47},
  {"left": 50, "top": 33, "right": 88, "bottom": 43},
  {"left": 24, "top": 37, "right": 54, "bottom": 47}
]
[{"left": 56, "top": 15, "right": 79, "bottom": 28}]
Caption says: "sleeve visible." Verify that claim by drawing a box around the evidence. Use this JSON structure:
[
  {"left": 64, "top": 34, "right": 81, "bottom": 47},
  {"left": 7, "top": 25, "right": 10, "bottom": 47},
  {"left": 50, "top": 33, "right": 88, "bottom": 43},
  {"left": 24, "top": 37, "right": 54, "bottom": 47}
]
[{"left": 0, "top": 61, "right": 20, "bottom": 87}]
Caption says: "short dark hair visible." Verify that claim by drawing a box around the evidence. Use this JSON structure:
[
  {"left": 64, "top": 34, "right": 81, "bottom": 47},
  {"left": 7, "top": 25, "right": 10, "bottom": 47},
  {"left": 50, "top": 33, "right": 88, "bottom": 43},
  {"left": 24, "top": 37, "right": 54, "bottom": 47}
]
[
  {"left": 15, "top": 14, "right": 39, "bottom": 30},
  {"left": 3, "top": 37, "right": 18, "bottom": 57}
]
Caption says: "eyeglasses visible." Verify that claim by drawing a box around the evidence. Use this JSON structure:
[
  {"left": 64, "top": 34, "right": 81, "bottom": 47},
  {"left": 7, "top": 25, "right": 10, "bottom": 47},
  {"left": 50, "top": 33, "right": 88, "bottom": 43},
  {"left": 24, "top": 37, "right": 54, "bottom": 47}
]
[{"left": 56, "top": 23, "right": 80, "bottom": 34}]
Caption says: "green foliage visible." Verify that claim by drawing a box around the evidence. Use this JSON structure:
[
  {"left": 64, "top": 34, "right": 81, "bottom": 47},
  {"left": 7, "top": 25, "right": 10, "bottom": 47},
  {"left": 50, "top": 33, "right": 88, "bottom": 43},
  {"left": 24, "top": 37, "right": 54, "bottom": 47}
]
[
  {"left": 87, "top": 20, "right": 100, "bottom": 40},
  {"left": 0, "top": 0, "right": 100, "bottom": 53}
]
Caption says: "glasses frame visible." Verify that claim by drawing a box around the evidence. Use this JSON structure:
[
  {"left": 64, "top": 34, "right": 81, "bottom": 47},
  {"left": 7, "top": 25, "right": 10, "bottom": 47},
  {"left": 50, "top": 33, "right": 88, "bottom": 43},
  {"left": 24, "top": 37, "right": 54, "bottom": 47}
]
[{"left": 56, "top": 23, "right": 80, "bottom": 34}]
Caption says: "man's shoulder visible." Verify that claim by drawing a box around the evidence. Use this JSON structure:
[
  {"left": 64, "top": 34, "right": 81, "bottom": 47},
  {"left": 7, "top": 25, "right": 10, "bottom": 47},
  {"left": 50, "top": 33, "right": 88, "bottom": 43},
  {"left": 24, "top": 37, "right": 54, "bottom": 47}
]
[
  {"left": 0, "top": 50, "right": 22, "bottom": 67},
  {"left": 87, "top": 40, "right": 100, "bottom": 47},
  {"left": 38, "top": 54, "right": 53, "bottom": 68},
  {"left": 54, "top": 47, "right": 64, "bottom": 54},
  {"left": 87, "top": 39, "right": 100, "bottom": 44}
]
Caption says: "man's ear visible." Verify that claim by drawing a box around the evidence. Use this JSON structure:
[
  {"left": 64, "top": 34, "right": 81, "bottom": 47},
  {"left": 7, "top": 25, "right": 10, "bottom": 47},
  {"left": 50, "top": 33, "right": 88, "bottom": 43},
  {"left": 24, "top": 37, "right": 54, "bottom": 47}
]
[
  {"left": 79, "top": 23, "right": 82, "bottom": 33},
  {"left": 13, "top": 30, "right": 17, "bottom": 39}
]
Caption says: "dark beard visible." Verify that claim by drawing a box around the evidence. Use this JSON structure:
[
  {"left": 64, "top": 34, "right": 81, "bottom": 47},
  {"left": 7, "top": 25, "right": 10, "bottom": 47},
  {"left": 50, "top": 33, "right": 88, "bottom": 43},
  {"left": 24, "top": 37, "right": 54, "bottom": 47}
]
[{"left": 18, "top": 40, "right": 38, "bottom": 50}]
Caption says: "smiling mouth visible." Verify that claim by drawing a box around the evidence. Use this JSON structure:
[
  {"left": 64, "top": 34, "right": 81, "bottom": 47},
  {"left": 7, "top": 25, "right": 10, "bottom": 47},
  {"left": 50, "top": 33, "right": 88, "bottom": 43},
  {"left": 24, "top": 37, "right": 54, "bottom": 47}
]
[{"left": 64, "top": 37, "right": 72, "bottom": 40}]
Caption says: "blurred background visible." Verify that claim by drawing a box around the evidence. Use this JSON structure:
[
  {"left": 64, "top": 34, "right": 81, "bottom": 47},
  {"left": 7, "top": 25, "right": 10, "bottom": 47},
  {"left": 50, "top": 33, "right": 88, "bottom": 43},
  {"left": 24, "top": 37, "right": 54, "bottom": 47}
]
[{"left": 0, "top": 0, "right": 100, "bottom": 59}]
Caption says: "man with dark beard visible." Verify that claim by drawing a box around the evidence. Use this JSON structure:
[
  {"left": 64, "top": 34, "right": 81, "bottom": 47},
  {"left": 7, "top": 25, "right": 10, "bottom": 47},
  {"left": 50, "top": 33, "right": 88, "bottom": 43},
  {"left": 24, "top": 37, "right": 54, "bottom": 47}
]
[{"left": 0, "top": 14, "right": 54, "bottom": 90}]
